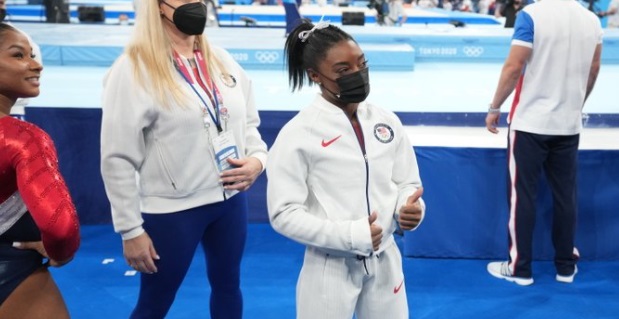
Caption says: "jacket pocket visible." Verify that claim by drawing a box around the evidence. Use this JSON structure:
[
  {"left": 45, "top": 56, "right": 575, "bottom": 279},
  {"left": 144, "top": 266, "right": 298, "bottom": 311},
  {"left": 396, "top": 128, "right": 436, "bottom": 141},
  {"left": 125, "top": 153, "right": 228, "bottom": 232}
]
[{"left": 155, "top": 142, "right": 178, "bottom": 190}]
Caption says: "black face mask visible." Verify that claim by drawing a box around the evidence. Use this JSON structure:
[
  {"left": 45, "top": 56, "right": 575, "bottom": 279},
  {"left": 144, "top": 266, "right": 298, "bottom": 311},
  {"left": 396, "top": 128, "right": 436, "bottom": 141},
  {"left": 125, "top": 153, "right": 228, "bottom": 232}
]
[
  {"left": 0, "top": 9, "right": 6, "bottom": 22},
  {"left": 336, "top": 67, "right": 370, "bottom": 103},
  {"left": 320, "top": 68, "right": 371, "bottom": 104},
  {"left": 162, "top": 1, "right": 207, "bottom": 35}
]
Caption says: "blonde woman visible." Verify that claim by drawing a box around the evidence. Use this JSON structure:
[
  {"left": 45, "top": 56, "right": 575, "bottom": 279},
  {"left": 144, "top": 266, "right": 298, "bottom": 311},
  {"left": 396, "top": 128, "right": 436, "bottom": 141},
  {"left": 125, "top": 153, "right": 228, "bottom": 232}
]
[{"left": 100, "top": 0, "right": 267, "bottom": 318}]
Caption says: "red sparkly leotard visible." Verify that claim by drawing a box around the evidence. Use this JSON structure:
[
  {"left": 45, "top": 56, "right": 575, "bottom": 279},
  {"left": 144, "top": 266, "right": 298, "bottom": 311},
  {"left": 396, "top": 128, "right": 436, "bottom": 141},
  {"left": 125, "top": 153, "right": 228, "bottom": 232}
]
[{"left": 0, "top": 116, "right": 80, "bottom": 262}]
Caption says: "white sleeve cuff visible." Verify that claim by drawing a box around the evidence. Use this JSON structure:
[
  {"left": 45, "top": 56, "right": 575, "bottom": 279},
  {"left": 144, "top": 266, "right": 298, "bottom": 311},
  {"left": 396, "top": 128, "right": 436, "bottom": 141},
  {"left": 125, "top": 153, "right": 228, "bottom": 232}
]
[
  {"left": 120, "top": 226, "right": 145, "bottom": 241},
  {"left": 350, "top": 218, "right": 373, "bottom": 256}
]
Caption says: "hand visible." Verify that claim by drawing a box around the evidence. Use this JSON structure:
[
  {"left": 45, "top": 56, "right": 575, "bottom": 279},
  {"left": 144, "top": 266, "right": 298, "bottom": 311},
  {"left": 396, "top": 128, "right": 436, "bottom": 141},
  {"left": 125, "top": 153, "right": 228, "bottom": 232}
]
[
  {"left": 123, "top": 232, "right": 160, "bottom": 274},
  {"left": 398, "top": 187, "right": 424, "bottom": 231},
  {"left": 368, "top": 211, "right": 383, "bottom": 251},
  {"left": 220, "top": 157, "right": 263, "bottom": 191},
  {"left": 485, "top": 112, "right": 501, "bottom": 134},
  {"left": 12, "top": 241, "right": 73, "bottom": 267}
]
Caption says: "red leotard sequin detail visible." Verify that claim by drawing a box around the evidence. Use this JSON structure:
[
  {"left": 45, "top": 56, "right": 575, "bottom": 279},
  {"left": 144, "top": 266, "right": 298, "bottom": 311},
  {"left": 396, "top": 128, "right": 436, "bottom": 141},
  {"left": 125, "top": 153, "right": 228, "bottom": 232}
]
[{"left": 0, "top": 116, "right": 80, "bottom": 261}]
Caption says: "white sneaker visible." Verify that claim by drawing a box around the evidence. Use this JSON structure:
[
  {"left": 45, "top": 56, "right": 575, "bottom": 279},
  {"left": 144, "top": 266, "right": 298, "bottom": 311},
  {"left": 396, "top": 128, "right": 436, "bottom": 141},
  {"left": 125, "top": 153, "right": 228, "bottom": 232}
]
[
  {"left": 487, "top": 261, "right": 534, "bottom": 286},
  {"left": 556, "top": 265, "right": 578, "bottom": 283}
]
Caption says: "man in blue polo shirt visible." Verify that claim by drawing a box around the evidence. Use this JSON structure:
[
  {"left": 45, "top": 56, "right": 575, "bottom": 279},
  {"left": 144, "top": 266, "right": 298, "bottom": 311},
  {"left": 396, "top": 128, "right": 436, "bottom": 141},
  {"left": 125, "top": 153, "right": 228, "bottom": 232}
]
[{"left": 485, "top": 0, "right": 603, "bottom": 286}]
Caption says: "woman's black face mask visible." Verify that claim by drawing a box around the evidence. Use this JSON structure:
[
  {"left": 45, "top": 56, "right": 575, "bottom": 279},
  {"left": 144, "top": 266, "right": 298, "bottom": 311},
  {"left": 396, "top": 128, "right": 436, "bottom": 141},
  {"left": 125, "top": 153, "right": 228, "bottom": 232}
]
[
  {"left": 162, "top": 1, "right": 207, "bottom": 36},
  {"left": 320, "top": 67, "right": 371, "bottom": 104},
  {"left": 335, "top": 67, "right": 370, "bottom": 103}
]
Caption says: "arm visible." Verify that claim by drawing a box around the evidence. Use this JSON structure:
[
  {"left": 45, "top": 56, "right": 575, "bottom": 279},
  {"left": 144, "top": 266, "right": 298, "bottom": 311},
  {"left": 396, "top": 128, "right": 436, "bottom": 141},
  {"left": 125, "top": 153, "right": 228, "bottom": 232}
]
[
  {"left": 390, "top": 117, "right": 425, "bottom": 231},
  {"left": 13, "top": 126, "right": 80, "bottom": 262},
  {"left": 490, "top": 45, "right": 530, "bottom": 110},
  {"left": 485, "top": 46, "right": 530, "bottom": 133},
  {"left": 100, "top": 56, "right": 152, "bottom": 240},
  {"left": 585, "top": 44, "right": 602, "bottom": 103},
  {"left": 100, "top": 56, "right": 161, "bottom": 274},
  {"left": 486, "top": 10, "right": 532, "bottom": 133},
  {"left": 238, "top": 66, "right": 268, "bottom": 169},
  {"left": 217, "top": 54, "right": 268, "bottom": 191},
  {"left": 266, "top": 125, "right": 374, "bottom": 256}
]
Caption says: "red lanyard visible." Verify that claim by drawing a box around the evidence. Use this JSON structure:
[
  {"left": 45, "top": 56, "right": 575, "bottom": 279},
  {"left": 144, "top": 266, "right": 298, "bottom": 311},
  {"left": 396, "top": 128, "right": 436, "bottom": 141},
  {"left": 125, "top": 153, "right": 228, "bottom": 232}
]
[{"left": 173, "top": 50, "right": 224, "bottom": 133}]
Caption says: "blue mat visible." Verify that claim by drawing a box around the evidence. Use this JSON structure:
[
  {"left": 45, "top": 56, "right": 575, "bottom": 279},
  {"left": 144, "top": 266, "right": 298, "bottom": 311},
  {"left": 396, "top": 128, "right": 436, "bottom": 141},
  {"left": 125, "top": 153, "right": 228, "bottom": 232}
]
[
  {"left": 25, "top": 107, "right": 619, "bottom": 260},
  {"left": 52, "top": 223, "right": 619, "bottom": 318}
]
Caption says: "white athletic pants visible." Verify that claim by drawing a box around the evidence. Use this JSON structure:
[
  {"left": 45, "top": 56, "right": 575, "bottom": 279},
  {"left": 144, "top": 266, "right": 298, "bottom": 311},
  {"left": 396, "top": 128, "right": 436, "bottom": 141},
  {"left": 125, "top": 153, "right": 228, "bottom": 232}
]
[{"left": 296, "top": 242, "right": 408, "bottom": 319}]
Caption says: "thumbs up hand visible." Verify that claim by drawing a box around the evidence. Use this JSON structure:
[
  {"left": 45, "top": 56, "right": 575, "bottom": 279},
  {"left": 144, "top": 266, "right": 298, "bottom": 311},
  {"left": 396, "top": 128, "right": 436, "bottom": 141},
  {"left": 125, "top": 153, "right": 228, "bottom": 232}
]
[
  {"left": 368, "top": 211, "right": 382, "bottom": 251},
  {"left": 398, "top": 187, "right": 424, "bottom": 231}
]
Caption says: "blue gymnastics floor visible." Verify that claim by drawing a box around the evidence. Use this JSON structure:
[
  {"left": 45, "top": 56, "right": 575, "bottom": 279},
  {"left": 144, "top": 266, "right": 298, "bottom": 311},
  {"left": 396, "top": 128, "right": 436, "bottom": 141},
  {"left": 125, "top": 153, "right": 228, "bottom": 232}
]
[{"left": 53, "top": 224, "right": 619, "bottom": 319}]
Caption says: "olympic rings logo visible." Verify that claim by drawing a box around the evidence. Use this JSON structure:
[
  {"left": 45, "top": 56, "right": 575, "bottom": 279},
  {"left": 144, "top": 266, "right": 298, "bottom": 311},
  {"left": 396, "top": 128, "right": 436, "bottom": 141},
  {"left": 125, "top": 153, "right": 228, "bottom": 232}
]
[
  {"left": 255, "top": 51, "right": 280, "bottom": 64},
  {"left": 462, "top": 46, "right": 484, "bottom": 57}
]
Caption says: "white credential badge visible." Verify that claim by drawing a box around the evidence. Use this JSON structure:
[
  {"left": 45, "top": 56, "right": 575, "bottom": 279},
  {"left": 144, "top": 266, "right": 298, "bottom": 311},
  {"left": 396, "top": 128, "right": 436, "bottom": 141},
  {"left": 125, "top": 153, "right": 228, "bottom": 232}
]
[{"left": 212, "top": 131, "right": 240, "bottom": 172}]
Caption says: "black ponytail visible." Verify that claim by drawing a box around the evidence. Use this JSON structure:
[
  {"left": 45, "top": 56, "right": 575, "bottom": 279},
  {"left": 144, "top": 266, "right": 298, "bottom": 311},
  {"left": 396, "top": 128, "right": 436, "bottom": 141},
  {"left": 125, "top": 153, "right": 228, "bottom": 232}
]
[{"left": 284, "top": 18, "right": 355, "bottom": 92}]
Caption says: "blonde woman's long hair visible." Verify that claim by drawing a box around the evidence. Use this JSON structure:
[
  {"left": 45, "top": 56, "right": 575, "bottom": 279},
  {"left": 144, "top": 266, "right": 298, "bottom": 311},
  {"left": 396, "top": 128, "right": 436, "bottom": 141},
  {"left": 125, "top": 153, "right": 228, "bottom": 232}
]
[{"left": 126, "top": 0, "right": 226, "bottom": 107}]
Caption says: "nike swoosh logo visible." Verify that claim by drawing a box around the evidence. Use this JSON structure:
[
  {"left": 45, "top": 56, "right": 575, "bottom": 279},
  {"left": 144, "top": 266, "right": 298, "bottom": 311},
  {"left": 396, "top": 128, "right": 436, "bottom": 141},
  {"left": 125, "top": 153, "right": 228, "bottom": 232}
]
[
  {"left": 393, "top": 279, "right": 404, "bottom": 294},
  {"left": 321, "top": 135, "right": 342, "bottom": 148}
]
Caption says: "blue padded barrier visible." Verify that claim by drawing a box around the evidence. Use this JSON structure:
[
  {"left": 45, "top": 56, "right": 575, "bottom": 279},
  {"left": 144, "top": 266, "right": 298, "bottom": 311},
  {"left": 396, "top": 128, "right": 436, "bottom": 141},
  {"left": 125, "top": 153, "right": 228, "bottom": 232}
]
[
  {"left": 25, "top": 107, "right": 619, "bottom": 260},
  {"left": 405, "top": 146, "right": 619, "bottom": 261}
]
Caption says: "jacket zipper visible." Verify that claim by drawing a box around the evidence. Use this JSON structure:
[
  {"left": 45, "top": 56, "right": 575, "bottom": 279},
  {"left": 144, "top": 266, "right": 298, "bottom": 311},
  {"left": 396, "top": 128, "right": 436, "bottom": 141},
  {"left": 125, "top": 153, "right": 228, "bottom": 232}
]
[
  {"left": 350, "top": 112, "right": 372, "bottom": 274},
  {"left": 349, "top": 114, "right": 371, "bottom": 217}
]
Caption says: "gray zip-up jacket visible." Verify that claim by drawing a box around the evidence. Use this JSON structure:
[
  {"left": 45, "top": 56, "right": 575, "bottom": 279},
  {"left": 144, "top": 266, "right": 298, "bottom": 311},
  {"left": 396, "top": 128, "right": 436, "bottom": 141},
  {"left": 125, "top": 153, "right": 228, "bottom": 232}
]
[{"left": 101, "top": 46, "right": 267, "bottom": 240}]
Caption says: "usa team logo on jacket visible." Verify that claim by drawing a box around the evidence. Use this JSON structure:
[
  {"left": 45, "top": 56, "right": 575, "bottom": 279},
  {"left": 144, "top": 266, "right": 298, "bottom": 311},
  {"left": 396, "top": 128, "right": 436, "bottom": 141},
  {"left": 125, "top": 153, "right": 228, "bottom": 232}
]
[{"left": 373, "top": 123, "right": 394, "bottom": 143}]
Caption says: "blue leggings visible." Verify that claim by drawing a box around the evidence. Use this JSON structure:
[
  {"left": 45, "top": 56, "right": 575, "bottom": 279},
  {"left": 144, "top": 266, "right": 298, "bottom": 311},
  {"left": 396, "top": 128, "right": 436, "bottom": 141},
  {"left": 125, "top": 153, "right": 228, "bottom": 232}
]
[{"left": 130, "top": 193, "right": 248, "bottom": 319}]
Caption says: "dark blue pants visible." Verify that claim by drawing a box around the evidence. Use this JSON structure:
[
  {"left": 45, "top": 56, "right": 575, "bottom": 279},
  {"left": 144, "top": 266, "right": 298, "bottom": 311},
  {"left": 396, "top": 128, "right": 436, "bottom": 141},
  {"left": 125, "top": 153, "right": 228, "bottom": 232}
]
[
  {"left": 506, "top": 130, "right": 580, "bottom": 278},
  {"left": 130, "top": 193, "right": 248, "bottom": 319}
]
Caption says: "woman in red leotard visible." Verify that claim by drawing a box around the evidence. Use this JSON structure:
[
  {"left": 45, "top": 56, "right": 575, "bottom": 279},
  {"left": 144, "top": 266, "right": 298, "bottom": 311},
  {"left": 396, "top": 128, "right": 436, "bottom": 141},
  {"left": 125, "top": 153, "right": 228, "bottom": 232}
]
[{"left": 0, "top": 23, "right": 80, "bottom": 319}]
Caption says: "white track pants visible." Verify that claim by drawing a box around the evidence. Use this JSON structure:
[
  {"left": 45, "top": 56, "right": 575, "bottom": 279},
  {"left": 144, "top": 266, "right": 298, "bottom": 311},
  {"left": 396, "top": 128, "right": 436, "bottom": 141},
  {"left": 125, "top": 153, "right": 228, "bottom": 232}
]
[{"left": 296, "top": 242, "right": 408, "bottom": 319}]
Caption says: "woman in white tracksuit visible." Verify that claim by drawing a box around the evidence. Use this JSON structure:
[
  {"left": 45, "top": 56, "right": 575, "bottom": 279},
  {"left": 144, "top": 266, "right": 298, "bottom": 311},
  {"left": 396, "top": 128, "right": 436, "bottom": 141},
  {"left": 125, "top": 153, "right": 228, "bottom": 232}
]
[{"left": 267, "top": 19, "right": 426, "bottom": 319}]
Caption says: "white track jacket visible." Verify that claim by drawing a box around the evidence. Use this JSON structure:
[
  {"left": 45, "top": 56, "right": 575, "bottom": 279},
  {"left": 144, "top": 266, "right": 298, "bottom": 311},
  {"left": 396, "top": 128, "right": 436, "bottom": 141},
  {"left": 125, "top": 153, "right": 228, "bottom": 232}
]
[{"left": 267, "top": 94, "right": 425, "bottom": 257}]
